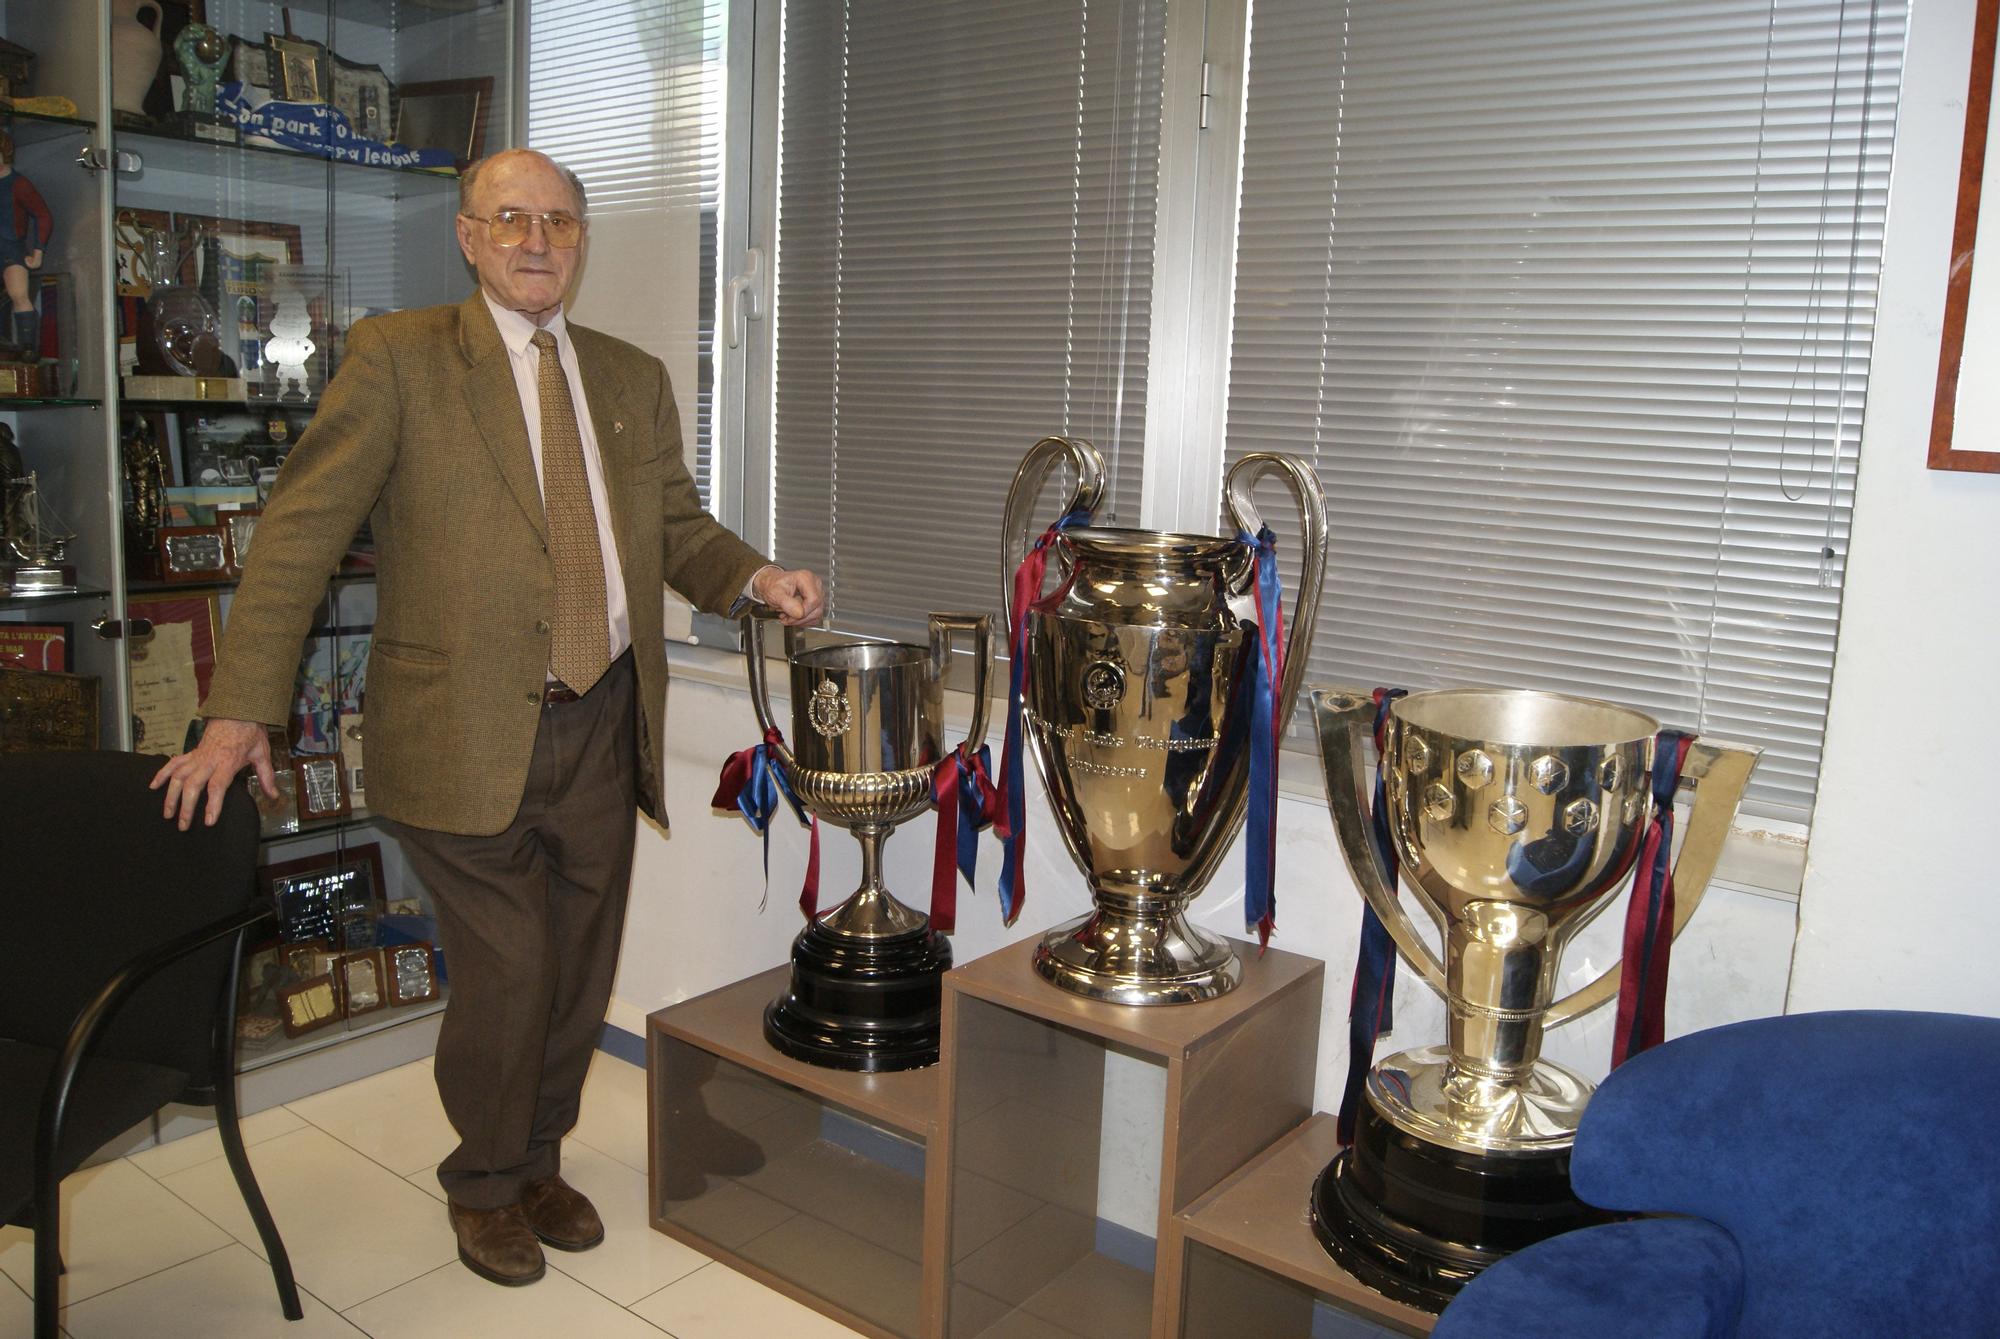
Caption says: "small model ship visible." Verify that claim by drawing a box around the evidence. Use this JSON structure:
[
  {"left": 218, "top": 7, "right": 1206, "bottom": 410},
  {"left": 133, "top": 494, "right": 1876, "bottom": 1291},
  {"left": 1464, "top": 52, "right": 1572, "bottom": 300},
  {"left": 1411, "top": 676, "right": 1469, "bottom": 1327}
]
[{"left": 2, "top": 461, "right": 78, "bottom": 596}]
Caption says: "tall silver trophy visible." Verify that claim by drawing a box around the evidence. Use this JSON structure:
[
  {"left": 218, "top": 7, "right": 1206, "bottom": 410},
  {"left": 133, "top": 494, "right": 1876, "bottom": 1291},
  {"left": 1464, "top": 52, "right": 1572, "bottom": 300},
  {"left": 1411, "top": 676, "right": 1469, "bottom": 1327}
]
[
  {"left": 1310, "top": 685, "right": 1760, "bottom": 1308},
  {"left": 743, "top": 610, "right": 991, "bottom": 1070},
  {"left": 999, "top": 435, "right": 1327, "bottom": 1005}
]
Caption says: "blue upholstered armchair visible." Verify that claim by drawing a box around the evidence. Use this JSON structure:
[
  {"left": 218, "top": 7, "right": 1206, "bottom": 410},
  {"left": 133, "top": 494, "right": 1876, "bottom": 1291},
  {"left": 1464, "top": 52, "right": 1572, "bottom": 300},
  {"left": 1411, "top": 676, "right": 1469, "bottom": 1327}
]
[{"left": 1431, "top": 1010, "right": 2000, "bottom": 1339}]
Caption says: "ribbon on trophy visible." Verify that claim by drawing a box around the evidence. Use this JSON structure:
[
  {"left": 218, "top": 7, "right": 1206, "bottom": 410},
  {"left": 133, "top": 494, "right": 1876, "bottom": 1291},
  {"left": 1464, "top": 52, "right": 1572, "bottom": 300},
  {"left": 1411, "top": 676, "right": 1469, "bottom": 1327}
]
[
  {"left": 711, "top": 727, "right": 821, "bottom": 918},
  {"left": 930, "top": 742, "right": 999, "bottom": 935},
  {"left": 1240, "top": 524, "right": 1287, "bottom": 950},
  {"left": 1612, "top": 729, "right": 1695, "bottom": 1068},
  {"left": 996, "top": 507, "right": 1094, "bottom": 924},
  {"left": 1337, "top": 687, "right": 1408, "bottom": 1145}
]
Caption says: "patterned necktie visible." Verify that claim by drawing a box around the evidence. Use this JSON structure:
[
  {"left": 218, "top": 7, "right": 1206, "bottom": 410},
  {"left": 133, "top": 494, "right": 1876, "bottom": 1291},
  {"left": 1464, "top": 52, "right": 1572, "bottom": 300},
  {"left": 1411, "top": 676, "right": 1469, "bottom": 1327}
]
[{"left": 532, "top": 329, "right": 611, "bottom": 693}]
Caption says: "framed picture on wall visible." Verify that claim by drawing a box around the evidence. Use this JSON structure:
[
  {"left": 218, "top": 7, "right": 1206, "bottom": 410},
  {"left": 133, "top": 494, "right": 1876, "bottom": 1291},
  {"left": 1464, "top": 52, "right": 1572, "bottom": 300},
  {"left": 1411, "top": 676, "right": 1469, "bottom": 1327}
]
[{"left": 1928, "top": 0, "right": 1999, "bottom": 471}]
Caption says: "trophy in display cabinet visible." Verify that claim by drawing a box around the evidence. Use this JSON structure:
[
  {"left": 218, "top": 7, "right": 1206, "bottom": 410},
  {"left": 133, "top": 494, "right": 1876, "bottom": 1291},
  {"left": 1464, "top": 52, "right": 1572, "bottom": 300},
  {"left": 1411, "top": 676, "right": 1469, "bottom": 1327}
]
[
  {"left": 995, "top": 436, "right": 1327, "bottom": 1005},
  {"left": 172, "top": 21, "right": 238, "bottom": 143},
  {"left": 736, "top": 607, "right": 993, "bottom": 1071},
  {"left": 2, "top": 427, "right": 76, "bottom": 595},
  {"left": 133, "top": 224, "right": 223, "bottom": 381},
  {"left": 1308, "top": 686, "right": 1761, "bottom": 1309}
]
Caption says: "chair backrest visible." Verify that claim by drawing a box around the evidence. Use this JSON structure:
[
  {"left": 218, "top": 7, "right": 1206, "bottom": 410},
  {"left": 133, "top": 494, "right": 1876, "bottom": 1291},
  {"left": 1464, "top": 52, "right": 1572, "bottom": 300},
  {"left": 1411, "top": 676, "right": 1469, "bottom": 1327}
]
[
  {"left": 1572, "top": 1009, "right": 2000, "bottom": 1339},
  {"left": 0, "top": 751, "right": 261, "bottom": 1089}
]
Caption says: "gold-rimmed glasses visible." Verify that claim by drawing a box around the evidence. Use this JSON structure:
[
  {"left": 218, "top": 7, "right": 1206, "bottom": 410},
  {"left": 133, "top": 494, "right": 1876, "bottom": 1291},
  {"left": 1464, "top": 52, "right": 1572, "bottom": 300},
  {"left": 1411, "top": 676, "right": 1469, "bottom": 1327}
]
[{"left": 462, "top": 210, "right": 586, "bottom": 248}]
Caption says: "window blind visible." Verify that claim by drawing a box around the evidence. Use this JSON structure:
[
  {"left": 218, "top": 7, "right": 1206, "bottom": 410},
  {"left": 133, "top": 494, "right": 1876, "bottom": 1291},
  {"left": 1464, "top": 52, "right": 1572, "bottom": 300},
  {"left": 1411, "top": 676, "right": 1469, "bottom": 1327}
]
[
  {"left": 528, "top": 0, "right": 724, "bottom": 502},
  {"left": 772, "top": 0, "right": 1167, "bottom": 644},
  {"left": 1224, "top": 0, "right": 1905, "bottom": 821}
]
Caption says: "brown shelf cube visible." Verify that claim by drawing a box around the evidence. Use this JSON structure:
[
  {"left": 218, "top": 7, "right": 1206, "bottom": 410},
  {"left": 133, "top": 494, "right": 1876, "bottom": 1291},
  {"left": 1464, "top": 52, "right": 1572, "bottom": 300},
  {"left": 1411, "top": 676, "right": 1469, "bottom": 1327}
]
[
  {"left": 648, "top": 964, "right": 940, "bottom": 1339},
  {"left": 1176, "top": 1112, "right": 1435, "bottom": 1337},
  {"left": 925, "top": 937, "right": 1324, "bottom": 1339}
]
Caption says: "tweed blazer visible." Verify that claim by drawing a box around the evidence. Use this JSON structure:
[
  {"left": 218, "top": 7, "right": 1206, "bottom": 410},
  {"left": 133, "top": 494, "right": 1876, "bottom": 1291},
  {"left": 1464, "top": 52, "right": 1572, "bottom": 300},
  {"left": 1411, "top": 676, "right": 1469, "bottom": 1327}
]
[{"left": 202, "top": 292, "right": 769, "bottom": 836}]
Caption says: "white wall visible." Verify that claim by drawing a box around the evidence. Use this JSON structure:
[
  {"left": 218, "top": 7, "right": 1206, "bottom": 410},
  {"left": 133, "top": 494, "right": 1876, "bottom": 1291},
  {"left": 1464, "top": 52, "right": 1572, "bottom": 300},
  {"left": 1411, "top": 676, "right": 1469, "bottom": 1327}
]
[{"left": 1788, "top": 0, "right": 2000, "bottom": 1017}]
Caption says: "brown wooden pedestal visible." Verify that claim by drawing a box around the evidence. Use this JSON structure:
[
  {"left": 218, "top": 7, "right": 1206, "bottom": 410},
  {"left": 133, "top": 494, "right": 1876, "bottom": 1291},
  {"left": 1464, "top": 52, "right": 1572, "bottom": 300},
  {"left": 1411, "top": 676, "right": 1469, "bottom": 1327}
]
[
  {"left": 922, "top": 937, "right": 1323, "bottom": 1339},
  {"left": 648, "top": 965, "right": 938, "bottom": 1339},
  {"left": 649, "top": 942, "right": 1426, "bottom": 1338}
]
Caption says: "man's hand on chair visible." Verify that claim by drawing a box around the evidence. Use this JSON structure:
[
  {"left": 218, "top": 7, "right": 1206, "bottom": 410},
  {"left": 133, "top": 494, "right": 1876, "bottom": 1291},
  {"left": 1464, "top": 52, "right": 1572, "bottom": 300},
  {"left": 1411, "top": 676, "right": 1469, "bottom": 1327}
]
[{"left": 150, "top": 718, "right": 278, "bottom": 830}]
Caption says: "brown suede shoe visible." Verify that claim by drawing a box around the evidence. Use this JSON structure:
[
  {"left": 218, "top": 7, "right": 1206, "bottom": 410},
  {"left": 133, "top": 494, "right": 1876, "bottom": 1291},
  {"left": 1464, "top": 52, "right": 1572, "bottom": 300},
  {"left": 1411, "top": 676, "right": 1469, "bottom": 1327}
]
[
  {"left": 447, "top": 1200, "right": 546, "bottom": 1286},
  {"left": 520, "top": 1174, "right": 605, "bottom": 1252}
]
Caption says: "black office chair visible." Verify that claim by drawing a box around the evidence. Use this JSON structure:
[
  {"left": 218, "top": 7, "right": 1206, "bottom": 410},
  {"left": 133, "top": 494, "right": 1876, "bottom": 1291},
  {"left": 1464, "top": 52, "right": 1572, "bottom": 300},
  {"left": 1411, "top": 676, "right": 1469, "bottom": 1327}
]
[{"left": 0, "top": 750, "right": 302, "bottom": 1338}]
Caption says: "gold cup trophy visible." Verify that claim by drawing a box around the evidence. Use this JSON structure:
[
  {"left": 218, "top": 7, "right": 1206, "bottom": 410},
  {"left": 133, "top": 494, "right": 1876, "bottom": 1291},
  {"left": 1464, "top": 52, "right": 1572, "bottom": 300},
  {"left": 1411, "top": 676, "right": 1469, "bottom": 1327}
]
[{"left": 1309, "top": 685, "right": 1759, "bottom": 1308}]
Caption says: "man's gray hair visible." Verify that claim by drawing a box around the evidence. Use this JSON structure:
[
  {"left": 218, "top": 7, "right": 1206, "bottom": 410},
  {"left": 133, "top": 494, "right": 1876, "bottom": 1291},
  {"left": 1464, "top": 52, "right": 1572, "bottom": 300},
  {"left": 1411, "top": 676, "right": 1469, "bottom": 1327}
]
[{"left": 458, "top": 149, "right": 589, "bottom": 220}]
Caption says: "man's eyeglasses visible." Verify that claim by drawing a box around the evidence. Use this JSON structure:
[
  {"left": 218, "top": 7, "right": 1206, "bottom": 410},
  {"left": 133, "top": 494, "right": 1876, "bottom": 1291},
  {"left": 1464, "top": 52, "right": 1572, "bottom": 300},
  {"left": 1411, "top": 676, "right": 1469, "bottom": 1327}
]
[{"left": 464, "top": 210, "right": 586, "bottom": 249}]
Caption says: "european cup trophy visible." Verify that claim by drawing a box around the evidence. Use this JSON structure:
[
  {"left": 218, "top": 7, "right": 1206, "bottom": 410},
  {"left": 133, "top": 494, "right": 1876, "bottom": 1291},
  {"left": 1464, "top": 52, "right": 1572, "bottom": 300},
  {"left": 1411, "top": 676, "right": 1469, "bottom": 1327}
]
[
  {"left": 1309, "top": 685, "right": 1760, "bottom": 1308},
  {"left": 997, "top": 435, "right": 1327, "bottom": 1004},
  {"left": 740, "top": 609, "right": 992, "bottom": 1070}
]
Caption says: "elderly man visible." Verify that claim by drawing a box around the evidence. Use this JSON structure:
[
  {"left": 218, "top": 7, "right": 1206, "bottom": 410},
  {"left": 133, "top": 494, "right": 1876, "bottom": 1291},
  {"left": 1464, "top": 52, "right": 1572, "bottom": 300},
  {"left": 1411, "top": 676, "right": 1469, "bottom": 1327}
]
[{"left": 154, "top": 148, "right": 823, "bottom": 1286}]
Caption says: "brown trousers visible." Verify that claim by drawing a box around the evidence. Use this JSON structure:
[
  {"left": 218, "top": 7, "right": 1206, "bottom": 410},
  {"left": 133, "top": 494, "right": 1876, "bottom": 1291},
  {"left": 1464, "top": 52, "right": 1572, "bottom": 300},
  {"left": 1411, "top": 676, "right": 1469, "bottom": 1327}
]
[{"left": 389, "top": 652, "right": 637, "bottom": 1209}]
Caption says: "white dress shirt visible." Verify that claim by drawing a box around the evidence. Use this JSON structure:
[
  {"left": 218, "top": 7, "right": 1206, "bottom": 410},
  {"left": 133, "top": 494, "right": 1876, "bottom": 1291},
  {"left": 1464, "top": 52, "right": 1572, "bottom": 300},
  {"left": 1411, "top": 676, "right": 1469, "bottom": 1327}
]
[{"left": 481, "top": 292, "right": 631, "bottom": 668}]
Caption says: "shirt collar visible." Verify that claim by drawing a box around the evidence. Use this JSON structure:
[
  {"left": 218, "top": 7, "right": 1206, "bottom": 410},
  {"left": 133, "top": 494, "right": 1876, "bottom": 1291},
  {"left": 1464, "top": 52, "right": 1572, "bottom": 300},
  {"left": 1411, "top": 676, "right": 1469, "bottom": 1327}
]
[{"left": 481, "top": 290, "right": 569, "bottom": 358}]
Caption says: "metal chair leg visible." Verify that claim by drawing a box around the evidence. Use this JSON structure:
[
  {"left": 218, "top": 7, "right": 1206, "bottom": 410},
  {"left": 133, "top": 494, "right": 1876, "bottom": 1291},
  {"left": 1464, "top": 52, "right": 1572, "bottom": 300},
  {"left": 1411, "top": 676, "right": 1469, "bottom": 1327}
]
[
  {"left": 214, "top": 950, "right": 304, "bottom": 1322},
  {"left": 33, "top": 1181, "right": 61, "bottom": 1339}
]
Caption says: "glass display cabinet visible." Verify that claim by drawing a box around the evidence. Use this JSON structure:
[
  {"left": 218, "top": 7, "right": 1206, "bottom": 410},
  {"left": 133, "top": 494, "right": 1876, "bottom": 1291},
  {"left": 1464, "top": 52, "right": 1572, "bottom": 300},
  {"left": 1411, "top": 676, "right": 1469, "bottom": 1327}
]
[{"left": 0, "top": 0, "right": 514, "bottom": 1072}]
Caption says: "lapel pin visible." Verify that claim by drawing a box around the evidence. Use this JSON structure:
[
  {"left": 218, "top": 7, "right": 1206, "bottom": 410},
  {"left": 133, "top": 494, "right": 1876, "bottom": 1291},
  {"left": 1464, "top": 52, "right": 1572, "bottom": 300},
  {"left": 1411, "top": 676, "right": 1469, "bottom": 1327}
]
[{"left": 613, "top": 421, "right": 625, "bottom": 434}]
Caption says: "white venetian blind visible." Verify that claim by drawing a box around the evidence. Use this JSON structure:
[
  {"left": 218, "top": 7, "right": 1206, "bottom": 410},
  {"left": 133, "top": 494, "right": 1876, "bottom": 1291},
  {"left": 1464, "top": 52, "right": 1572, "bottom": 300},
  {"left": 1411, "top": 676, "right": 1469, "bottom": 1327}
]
[
  {"left": 529, "top": 0, "right": 724, "bottom": 502},
  {"left": 1225, "top": 0, "right": 1905, "bottom": 821},
  {"left": 772, "top": 0, "right": 1167, "bottom": 644}
]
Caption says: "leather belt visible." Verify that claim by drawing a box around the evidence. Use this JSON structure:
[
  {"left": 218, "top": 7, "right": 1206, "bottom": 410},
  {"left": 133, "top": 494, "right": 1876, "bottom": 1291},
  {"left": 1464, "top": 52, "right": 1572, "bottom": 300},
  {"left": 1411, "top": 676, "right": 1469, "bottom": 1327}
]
[{"left": 543, "top": 680, "right": 583, "bottom": 705}]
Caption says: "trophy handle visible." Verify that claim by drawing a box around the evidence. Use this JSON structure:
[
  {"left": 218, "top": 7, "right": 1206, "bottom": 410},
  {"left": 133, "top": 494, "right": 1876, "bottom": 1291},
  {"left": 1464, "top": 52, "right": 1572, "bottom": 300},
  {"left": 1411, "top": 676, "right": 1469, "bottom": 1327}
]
[
  {"left": 928, "top": 612, "right": 995, "bottom": 753},
  {"left": 999, "top": 435, "right": 1106, "bottom": 617},
  {"left": 739, "top": 606, "right": 798, "bottom": 771},
  {"left": 1543, "top": 738, "right": 1763, "bottom": 1029},
  {"left": 1309, "top": 687, "right": 1450, "bottom": 1000},
  {"left": 1223, "top": 452, "right": 1329, "bottom": 731}
]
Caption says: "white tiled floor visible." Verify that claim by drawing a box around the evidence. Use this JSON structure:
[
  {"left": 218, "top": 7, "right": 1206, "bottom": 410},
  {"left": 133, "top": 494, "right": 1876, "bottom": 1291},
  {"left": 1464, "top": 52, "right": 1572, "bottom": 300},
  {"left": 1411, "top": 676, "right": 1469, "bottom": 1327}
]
[{"left": 0, "top": 1051, "right": 867, "bottom": 1338}]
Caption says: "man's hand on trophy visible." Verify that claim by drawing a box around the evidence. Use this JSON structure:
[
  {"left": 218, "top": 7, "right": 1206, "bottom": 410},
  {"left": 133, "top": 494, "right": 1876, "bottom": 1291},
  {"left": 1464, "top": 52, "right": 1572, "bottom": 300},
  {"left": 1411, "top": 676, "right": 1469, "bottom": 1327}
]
[
  {"left": 752, "top": 565, "right": 827, "bottom": 627},
  {"left": 150, "top": 716, "right": 278, "bottom": 830}
]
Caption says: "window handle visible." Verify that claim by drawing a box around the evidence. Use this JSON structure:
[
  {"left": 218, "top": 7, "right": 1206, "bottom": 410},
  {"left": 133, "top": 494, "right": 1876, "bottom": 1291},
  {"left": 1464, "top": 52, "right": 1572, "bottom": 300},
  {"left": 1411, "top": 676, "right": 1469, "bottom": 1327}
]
[{"left": 725, "top": 248, "right": 766, "bottom": 350}]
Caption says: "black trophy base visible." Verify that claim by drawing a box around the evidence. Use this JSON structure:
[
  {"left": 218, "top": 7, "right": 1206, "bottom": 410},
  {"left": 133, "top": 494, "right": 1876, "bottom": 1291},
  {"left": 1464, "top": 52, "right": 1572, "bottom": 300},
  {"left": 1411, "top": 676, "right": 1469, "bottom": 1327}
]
[
  {"left": 1309, "top": 1099, "right": 1610, "bottom": 1313},
  {"left": 762, "top": 919, "right": 951, "bottom": 1073}
]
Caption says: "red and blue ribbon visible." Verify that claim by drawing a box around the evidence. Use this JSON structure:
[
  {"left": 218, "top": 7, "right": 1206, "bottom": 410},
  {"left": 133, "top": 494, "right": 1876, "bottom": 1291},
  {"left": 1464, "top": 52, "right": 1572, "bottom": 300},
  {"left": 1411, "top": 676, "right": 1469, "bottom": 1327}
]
[
  {"left": 995, "top": 508, "right": 1093, "bottom": 925},
  {"left": 930, "top": 742, "right": 999, "bottom": 935},
  {"left": 712, "top": 727, "right": 821, "bottom": 919},
  {"left": 1337, "top": 687, "right": 1407, "bottom": 1145},
  {"left": 1612, "top": 730, "right": 1694, "bottom": 1068},
  {"left": 1240, "top": 525, "right": 1287, "bottom": 949}
]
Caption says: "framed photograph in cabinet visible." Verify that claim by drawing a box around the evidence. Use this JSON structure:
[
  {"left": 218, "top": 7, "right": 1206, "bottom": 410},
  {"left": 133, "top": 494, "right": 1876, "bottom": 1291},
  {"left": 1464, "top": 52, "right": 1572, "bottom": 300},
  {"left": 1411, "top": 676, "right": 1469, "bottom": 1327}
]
[
  {"left": 1929, "top": 0, "right": 1999, "bottom": 470},
  {"left": 278, "top": 974, "right": 340, "bottom": 1037},
  {"left": 173, "top": 215, "right": 305, "bottom": 330},
  {"left": 127, "top": 591, "right": 220, "bottom": 700},
  {"left": 262, "top": 843, "right": 386, "bottom": 942},
  {"left": 266, "top": 33, "right": 327, "bottom": 105},
  {"left": 0, "top": 621, "right": 70, "bottom": 672},
  {"left": 224, "top": 507, "right": 261, "bottom": 576},
  {"left": 337, "top": 949, "right": 386, "bottom": 1018},
  {"left": 330, "top": 54, "right": 395, "bottom": 143},
  {"left": 386, "top": 942, "right": 439, "bottom": 1006},
  {"left": 396, "top": 77, "right": 492, "bottom": 167},
  {"left": 157, "top": 524, "right": 230, "bottom": 582},
  {"left": 293, "top": 750, "right": 351, "bottom": 821},
  {"left": 0, "top": 667, "right": 97, "bottom": 752},
  {"left": 113, "top": 208, "right": 175, "bottom": 298}
]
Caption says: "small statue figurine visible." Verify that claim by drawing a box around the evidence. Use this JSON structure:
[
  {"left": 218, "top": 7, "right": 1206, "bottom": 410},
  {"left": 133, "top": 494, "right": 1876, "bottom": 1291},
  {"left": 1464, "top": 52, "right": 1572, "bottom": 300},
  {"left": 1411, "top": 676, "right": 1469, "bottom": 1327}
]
[
  {"left": 172, "top": 22, "right": 235, "bottom": 142},
  {"left": 0, "top": 130, "right": 51, "bottom": 352}
]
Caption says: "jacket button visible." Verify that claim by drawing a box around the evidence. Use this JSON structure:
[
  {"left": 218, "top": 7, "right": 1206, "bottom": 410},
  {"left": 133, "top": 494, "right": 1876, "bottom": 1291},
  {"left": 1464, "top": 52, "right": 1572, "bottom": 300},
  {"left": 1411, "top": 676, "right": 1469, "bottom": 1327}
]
[
  {"left": 526, "top": 691, "right": 539, "bottom": 705},
  {"left": 535, "top": 619, "right": 550, "bottom": 634}
]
